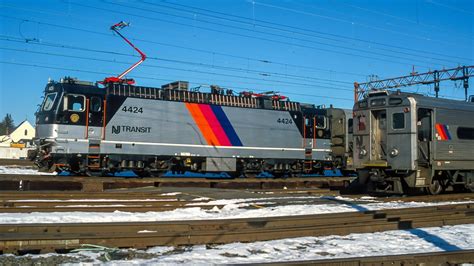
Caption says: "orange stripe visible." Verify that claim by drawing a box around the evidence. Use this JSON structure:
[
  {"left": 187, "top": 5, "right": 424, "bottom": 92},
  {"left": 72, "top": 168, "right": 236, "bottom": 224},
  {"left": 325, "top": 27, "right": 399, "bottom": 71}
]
[
  {"left": 185, "top": 103, "right": 221, "bottom": 146},
  {"left": 435, "top": 123, "right": 447, "bottom": 140}
]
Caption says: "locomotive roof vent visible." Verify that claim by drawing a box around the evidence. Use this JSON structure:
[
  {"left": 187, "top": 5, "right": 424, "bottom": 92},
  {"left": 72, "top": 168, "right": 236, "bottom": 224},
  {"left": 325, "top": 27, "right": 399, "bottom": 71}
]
[
  {"left": 161, "top": 81, "right": 189, "bottom": 91},
  {"left": 367, "top": 90, "right": 389, "bottom": 97},
  {"left": 59, "top": 77, "right": 94, "bottom": 86}
]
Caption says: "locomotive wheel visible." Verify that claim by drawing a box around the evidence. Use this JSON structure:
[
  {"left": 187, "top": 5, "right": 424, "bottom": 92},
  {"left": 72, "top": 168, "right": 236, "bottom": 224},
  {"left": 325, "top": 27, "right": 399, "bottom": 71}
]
[
  {"left": 425, "top": 179, "right": 444, "bottom": 195},
  {"left": 150, "top": 171, "right": 166, "bottom": 177},
  {"left": 133, "top": 170, "right": 151, "bottom": 178}
]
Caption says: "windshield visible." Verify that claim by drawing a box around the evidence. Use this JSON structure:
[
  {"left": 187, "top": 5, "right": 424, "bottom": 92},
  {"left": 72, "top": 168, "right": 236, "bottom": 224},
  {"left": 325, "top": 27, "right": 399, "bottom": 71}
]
[{"left": 42, "top": 93, "right": 57, "bottom": 111}]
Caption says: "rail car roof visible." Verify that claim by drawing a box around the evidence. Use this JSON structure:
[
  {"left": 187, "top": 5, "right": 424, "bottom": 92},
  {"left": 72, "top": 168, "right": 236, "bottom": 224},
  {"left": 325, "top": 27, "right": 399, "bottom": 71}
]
[
  {"left": 402, "top": 92, "right": 474, "bottom": 112},
  {"left": 361, "top": 90, "right": 474, "bottom": 112}
]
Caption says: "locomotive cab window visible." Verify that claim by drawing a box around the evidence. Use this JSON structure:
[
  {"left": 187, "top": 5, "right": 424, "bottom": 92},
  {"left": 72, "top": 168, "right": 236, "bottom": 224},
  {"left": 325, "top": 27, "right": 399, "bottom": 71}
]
[
  {"left": 64, "top": 94, "right": 85, "bottom": 112},
  {"left": 315, "top": 115, "right": 326, "bottom": 129},
  {"left": 42, "top": 93, "right": 57, "bottom": 111},
  {"left": 90, "top": 96, "right": 102, "bottom": 112},
  {"left": 392, "top": 112, "right": 405, "bottom": 129}
]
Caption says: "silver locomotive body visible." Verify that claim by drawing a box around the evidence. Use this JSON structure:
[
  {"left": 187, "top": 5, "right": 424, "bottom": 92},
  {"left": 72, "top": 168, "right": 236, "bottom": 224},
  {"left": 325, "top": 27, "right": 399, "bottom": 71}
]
[
  {"left": 33, "top": 78, "right": 352, "bottom": 177},
  {"left": 353, "top": 90, "right": 474, "bottom": 194}
]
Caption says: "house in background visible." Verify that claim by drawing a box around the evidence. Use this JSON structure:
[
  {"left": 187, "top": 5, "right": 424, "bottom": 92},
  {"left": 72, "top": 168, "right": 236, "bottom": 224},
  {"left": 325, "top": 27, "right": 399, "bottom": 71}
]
[{"left": 0, "top": 120, "right": 35, "bottom": 159}]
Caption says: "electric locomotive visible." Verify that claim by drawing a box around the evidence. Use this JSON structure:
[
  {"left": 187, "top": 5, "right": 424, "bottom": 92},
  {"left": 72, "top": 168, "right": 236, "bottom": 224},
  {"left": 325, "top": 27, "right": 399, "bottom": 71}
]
[
  {"left": 353, "top": 90, "right": 474, "bottom": 194},
  {"left": 31, "top": 78, "right": 353, "bottom": 177}
]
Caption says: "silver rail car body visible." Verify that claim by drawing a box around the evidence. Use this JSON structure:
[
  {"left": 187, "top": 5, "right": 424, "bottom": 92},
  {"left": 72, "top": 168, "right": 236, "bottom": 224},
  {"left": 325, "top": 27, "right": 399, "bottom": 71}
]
[{"left": 353, "top": 90, "right": 474, "bottom": 194}]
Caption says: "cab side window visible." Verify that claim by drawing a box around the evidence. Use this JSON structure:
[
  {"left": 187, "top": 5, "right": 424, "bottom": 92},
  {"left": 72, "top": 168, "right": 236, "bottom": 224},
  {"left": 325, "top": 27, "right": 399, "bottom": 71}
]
[
  {"left": 64, "top": 94, "right": 85, "bottom": 112},
  {"left": 315, "top": 115, "right": 326, "bottom": 129},
  {"left": 392, "top": 113, "right": 405, "bottom": 129},
  {"left": 90, "top": 97, "right": 102, "bottom": 112}
]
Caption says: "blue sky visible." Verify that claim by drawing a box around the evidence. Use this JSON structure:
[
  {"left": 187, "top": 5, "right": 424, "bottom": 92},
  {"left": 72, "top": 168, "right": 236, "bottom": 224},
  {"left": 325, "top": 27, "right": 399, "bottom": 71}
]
[{"left": 0, "top": 0, "right": 473, "bottom": 124}]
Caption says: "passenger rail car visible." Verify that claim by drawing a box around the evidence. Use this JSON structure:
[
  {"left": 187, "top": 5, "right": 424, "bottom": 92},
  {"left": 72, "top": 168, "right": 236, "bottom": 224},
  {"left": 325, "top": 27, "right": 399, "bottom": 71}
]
[
  {"left": 353, "top": 90, "right": 474, "bottom": 194},
  {"left": 32, "top": 78, "right": 353, "bottom": 177}
]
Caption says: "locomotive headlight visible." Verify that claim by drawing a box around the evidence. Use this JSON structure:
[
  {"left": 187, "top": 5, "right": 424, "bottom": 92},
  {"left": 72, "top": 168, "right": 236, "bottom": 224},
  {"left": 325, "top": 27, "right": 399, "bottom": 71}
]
[
  {"left": 390, "top": 148, "right": 399, "bottom": 157},
  {"left": 359, "top": 149, "right": 367, "bottom": 157}
]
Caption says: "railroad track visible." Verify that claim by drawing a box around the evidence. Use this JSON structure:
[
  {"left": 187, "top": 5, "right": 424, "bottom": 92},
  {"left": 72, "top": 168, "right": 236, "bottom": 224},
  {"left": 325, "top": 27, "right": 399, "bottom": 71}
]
[
  {"left": 281, "top": 249, "right": 474, "bottom": 265},
  {"left": 0, "top": 203, "right": 472, "bottom": 254},
  {"left": 0, "top": 159, "right": 34, "bottom": 167},
  {"left": 0, "top": 189, "right": 472, "bottom": 213},
  {"left": 0, "top": 173, "right": 352, "bottom": 192},
  {"left": 0, "top": 199, "right": 222, "bottom": 213},
  {"left": 0, "top": 190, "right": 220, "bottom": 213}
]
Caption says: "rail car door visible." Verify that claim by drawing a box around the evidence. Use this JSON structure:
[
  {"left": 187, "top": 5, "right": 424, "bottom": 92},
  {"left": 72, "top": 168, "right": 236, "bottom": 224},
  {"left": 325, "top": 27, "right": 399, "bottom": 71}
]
[
  {"left": 371, "top": 110, "right": 387, "bottom": 161},
  {"left": 328, "top": 109, "right": 347, "bottom": 159},
  {"left": 417, "top": 108, "right": 432, "bottom": 166},
  {"left": 386, "top": 103, "right": 417, "bottom": 170}
]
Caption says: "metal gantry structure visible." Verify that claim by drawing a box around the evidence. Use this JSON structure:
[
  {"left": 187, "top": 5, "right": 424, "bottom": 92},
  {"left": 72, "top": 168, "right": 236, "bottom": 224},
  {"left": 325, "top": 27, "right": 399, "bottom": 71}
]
[{"left": 354, "top": 65, "right": 474, "bottom": 102}]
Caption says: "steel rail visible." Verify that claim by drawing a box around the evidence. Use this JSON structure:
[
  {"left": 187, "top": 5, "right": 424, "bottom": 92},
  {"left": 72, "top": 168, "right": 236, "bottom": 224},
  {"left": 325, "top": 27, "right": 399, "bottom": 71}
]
[
  {"left": 0, "top": 203, "right": 472, "bottom": 254},
  {"left": 267, "top": 249, "right": 474, "bottom": 265},
  {"left": 0, "top": 199, "right": 222, "bottom": 213},
  {"left": 0, "top": 159, "right": 34, "bottom": 167}
]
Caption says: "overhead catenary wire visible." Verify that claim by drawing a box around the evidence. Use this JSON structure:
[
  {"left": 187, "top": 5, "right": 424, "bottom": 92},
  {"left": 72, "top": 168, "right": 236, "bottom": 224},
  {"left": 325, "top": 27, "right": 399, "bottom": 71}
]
[
  {"left": 0, "top": 36, "right": 353, "bottom": 86},
  {"left": 426, "top": 0, "right": 474, "bottom": 15},
  {"left": 142, "top": 0, "right": 473, "bottom": 63},
  {"left": 0, "top": 60, "right": 356, "bottom": 102},
  {"left": 339, "top": 2, "right": 474, "bottom": 40},
  {"left": 0, "top": 5, "right": 466, "bottom": 100},
  {"left": 0, "top": 57, "right": 463, "bottom": 101},
  {"left": 0, "top": 46, "right": 355, "bottom": 91},
  {"left": 0, "top": 13, "right": 367, "bottom": 78},
  {"left": 71, "top": 2, "right": 456, "bottom": 69},
  {"left": 250, "top": 0, "right": 473, "bottom": 49},
  {"left": 2, "top": 7, "right": 437, "bottom": 71}
]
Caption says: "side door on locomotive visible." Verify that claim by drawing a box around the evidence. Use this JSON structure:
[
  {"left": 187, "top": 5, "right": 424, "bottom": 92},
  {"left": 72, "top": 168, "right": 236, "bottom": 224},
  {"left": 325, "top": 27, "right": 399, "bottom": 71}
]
[{"left": 57, "top": 83, "right": 105, "bottom": 172}]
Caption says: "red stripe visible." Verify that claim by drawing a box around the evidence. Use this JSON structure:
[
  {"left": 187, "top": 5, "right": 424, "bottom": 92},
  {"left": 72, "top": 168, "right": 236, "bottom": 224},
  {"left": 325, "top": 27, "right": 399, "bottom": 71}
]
[
  {"left": 198, "top": 104, "right": 232, "bottom": 146},
  {"left": 436, "top": 123, "right": 447, "bottom": 140},
  {"left": 185, "top": 103, "right": 220, "bottom": 146}
]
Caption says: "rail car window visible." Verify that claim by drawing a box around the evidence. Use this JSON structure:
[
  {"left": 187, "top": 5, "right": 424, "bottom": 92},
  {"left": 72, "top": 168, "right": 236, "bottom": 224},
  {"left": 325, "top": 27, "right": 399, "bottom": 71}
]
[
  {"left": 358, "top": 100, "right": 368, "bottom": 108},
  {"left": 357, "top": 115, "right": 366, "bottom": 131},
  {"left": 392, "top": 113, "right": 405, "bottom": 129},
  {"left": 371, "top": 98, "right": 386, "bottom": 107},
  {"left": 457, "top": 127, "right": 474, "bottom": 140},
  {"left": 64, "top": 94, "right": 85, "bottom": 112},
  {"left": 42, "top": 93, "right": 57, "bottom": 111},
  {"left": 348, "top": 118, "right": 353, "bottom": 134},
  {"left": 90, "top": 97, "right": 102, "bottom": 112},
  {"left": 389, "top": 98, "right": 403, "bottom": 105}
]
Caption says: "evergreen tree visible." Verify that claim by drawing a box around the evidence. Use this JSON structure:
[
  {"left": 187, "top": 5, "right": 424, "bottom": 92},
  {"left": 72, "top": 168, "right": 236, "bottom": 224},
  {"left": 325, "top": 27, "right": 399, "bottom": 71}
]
[{"left": 0, "top": 114, "right": 15, "bottom": 135}]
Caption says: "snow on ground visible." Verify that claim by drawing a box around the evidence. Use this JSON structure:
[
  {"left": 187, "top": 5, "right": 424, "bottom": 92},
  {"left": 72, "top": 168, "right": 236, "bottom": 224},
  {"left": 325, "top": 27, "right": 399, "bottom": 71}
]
[
  {"left": 0, "top": 165, "right": 56, "bottom": 175},
  {"left": 159, "top": 192, "right": 182, "bottom": 196},
  {"left": 4, "top": 224, "right": 473, "bottom": 265},
  {"left": 0, "top": 196, "right": 471, "bottom": 224},
  {"left": 118, "top": 224, "right": 474, "bottom": 265}
]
